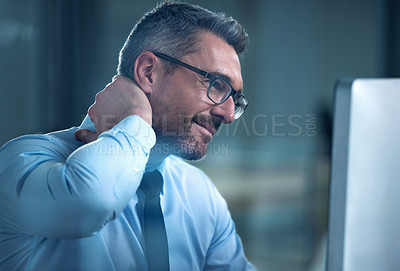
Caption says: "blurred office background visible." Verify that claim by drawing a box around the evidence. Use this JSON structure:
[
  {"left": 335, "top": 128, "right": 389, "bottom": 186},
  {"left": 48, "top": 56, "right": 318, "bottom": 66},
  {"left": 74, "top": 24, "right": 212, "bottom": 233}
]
[{"left": 1, "top": 0, "right": 399, "bottom": 270}]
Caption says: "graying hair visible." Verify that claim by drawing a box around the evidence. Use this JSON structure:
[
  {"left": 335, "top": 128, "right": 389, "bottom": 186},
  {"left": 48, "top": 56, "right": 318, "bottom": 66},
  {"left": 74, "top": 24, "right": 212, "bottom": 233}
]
[{"left": 117, "top": 1, "right": 248, "bottom": 79}]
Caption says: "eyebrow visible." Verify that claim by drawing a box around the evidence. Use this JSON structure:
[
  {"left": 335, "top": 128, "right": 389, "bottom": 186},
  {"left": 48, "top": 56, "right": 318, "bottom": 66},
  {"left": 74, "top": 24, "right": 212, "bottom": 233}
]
[
  {"left": 154, "top": 52, "right": 243, "bottom": 93},
  {"left": 210, "top": 71, "right": 233, "bottom": 83},
  {"left": 207, "top": 70, "right": 243, "bottom": 93}
]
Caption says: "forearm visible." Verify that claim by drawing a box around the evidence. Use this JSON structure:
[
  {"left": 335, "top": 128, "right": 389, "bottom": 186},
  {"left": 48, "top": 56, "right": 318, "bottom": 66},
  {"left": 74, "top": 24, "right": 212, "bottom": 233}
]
[{"left": 0, "top": 115, "right": 155, "bottom": 239}]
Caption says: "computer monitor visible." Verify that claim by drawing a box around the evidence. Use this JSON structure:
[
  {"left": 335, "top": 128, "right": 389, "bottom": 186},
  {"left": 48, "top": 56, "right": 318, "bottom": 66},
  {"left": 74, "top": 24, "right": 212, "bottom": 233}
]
[{"left": 326, "top": 78, "right": 400, "bottom": 271}]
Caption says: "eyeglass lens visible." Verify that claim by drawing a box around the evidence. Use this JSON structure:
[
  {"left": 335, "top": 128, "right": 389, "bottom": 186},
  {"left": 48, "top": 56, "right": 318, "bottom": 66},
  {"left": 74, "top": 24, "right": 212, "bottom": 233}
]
[
  {"left": 208, "top": 77, "right": 231, "bottom": 104},
  {"left": 208, "top": 77, "right": 247, "bottom": 119},
  {"left": 234, "top": 96, "right": 246, "bottom": 119}
]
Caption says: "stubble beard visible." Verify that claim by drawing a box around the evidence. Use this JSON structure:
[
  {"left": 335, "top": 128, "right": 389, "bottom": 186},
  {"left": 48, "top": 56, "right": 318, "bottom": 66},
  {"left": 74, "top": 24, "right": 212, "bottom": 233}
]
[
  {"left": 153, "top": 115, "right": 211, "bottom": 161},
  {"left": 151, "top": 81, "right": 221, "bottom": 161}
]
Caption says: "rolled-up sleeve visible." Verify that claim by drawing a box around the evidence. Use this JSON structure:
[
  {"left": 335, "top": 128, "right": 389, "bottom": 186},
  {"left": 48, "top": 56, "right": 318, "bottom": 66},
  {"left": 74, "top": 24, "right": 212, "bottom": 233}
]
[{"left": 0, "top": 115, "right": 155, "bottom": 239}]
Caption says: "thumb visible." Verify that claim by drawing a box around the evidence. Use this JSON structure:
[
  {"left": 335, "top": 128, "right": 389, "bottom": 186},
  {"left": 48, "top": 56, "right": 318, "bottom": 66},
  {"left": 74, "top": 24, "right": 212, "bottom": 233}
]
[{"left": 74, "top": 129, "right": 98, "bottom": 143}]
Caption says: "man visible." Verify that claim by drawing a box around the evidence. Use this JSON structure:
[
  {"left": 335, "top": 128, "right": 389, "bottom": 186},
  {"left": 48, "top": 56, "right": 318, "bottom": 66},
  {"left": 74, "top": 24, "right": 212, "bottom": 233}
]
[{"left": 0, "top": 2, "right": 254, "bottom": 270}]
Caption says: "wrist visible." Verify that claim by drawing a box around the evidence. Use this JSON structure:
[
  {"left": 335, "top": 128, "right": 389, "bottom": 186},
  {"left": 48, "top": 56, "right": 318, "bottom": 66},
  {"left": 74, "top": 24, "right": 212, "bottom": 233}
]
[{"left": 126, "top": 107, "right": 152, "bottom": 126}]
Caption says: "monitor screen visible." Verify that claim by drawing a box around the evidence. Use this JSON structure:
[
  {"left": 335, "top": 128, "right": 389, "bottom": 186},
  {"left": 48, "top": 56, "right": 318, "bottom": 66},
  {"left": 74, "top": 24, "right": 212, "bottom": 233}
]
[{"left": 326, "top": 78, "right": 400, "bottom": 271}]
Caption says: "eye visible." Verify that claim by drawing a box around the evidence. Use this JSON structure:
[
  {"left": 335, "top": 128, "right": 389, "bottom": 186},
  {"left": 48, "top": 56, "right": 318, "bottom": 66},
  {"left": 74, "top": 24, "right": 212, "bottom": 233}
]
[
  {"left": 212, "top": 81, "right": 221, "bottom": 90},
  {"left": 211, "top": 78, "right": 227, "bottom": 93}
]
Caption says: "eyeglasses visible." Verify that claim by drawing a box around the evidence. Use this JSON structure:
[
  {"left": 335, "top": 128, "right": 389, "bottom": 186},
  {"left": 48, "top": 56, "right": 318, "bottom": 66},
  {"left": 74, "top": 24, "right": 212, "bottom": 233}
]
[{"left": 153, "top": 52, "right": 248, "bottom": 119}]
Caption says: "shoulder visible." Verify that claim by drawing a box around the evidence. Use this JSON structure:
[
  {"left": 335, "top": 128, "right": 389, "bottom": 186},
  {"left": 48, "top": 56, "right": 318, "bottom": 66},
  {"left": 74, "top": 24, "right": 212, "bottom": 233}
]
[
  {"left": 163, "top": 155, "right": 227, "bottom": 212},
  {"left": 164, "top": 155, "right": 214, "bottom": 186},
  {"left": 0, "top": 127, "right": 80, "bottom": 161}
]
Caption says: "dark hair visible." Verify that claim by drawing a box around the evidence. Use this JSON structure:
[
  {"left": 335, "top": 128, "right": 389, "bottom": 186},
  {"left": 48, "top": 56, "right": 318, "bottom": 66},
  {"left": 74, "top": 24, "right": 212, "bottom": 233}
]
[{"left": 117, "top": 1, "right": 248, "bottom": 79}]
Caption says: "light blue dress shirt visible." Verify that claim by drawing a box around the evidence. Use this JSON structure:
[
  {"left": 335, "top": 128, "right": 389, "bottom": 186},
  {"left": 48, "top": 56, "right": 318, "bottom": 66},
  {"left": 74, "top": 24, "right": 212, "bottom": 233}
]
[{"left": 0, "top": 115, "right": 254, "bottom": 271}]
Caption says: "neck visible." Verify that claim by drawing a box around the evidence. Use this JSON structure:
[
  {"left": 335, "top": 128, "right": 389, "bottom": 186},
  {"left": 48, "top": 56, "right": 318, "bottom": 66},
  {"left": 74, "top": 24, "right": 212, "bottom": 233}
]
[{"left": 146, "top": 143, "right": 171, "bottom": 167}]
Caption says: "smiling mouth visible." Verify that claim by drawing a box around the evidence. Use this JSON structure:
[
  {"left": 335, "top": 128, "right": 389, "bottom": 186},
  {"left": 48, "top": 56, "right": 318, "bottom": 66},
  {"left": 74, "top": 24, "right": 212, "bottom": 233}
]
[
  {"left": 194, "top": 122, "right": 215, "bottom": 138},
  {"left": 192, "top": 115, "right": 222, "bottom": 139}
]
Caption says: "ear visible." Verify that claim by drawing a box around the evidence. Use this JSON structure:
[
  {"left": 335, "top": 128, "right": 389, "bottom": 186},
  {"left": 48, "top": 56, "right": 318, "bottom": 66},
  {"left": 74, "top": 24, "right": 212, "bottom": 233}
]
[{"left": 133, "top": 51, "right": 160, "bottom": 94}]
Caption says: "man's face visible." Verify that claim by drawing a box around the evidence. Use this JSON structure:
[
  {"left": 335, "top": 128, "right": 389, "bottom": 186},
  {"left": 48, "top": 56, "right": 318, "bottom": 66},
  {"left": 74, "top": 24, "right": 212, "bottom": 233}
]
[{"left": 150, "top": 32, "right": 243, "bottom": 160}]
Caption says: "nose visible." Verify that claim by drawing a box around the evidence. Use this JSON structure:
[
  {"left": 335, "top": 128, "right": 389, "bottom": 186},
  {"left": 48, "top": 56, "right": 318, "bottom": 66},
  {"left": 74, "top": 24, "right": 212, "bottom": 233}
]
[{"left": 210, "top": 96, "right": 235, "bottom": 124}]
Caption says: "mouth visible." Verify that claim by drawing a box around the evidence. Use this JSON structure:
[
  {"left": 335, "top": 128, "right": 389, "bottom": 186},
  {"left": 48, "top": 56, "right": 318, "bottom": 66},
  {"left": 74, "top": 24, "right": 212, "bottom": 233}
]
[
  {"left": 192, "top": 116, "right": 220, "bottom": 138},
  {"left": 194, "top": 122, "right": 215, "bottom": 137}
]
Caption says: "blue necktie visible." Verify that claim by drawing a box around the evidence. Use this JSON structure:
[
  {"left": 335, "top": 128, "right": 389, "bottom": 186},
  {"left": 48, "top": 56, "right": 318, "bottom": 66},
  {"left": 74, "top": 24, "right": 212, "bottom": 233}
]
[{"left": 140, "top": 170, "right": 170, "bottom": 271}]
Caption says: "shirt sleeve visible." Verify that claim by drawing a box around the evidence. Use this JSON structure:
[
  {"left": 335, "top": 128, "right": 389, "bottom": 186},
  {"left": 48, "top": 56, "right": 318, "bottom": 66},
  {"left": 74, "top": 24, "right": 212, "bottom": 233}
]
[
  {"left": 0, "top": 115, "right": 155, "bottom": 239},
  {"left": 204, "top": 185, "right": 256, "bottom": 271}
]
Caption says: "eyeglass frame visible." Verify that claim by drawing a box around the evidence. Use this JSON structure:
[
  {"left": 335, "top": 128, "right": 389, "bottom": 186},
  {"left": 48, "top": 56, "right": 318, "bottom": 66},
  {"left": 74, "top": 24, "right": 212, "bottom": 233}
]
[{"left": 152, "top": 52, "right": 248, "bottom": 119}]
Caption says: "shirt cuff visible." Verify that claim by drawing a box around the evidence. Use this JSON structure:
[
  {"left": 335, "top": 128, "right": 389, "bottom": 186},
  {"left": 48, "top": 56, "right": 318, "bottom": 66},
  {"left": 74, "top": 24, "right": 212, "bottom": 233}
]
[{"left": 100, "top": 115, "right": 156, "bottom": 153}]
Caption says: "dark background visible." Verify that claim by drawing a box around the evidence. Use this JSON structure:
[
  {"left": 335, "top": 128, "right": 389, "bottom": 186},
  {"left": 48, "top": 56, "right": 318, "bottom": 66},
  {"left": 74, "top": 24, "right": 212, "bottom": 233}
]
[{"left": 1, "top": 0, "right": 399, "bottom": 270}]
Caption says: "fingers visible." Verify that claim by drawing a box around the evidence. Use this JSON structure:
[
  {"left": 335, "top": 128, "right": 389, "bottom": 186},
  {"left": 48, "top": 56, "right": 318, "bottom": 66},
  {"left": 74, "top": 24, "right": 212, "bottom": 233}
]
[
  {"left": 74, "top": 129, "right": 98, "bottom": 144},
  {"left": 83, "top": 75, "right": 152, "bottom": 136}
]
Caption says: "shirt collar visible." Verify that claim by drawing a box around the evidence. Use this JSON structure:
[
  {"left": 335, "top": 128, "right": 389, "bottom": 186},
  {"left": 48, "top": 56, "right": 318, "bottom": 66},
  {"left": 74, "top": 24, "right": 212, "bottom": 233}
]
[{"left": 79, "top": 114, "right": 97, "bottom": 132}]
